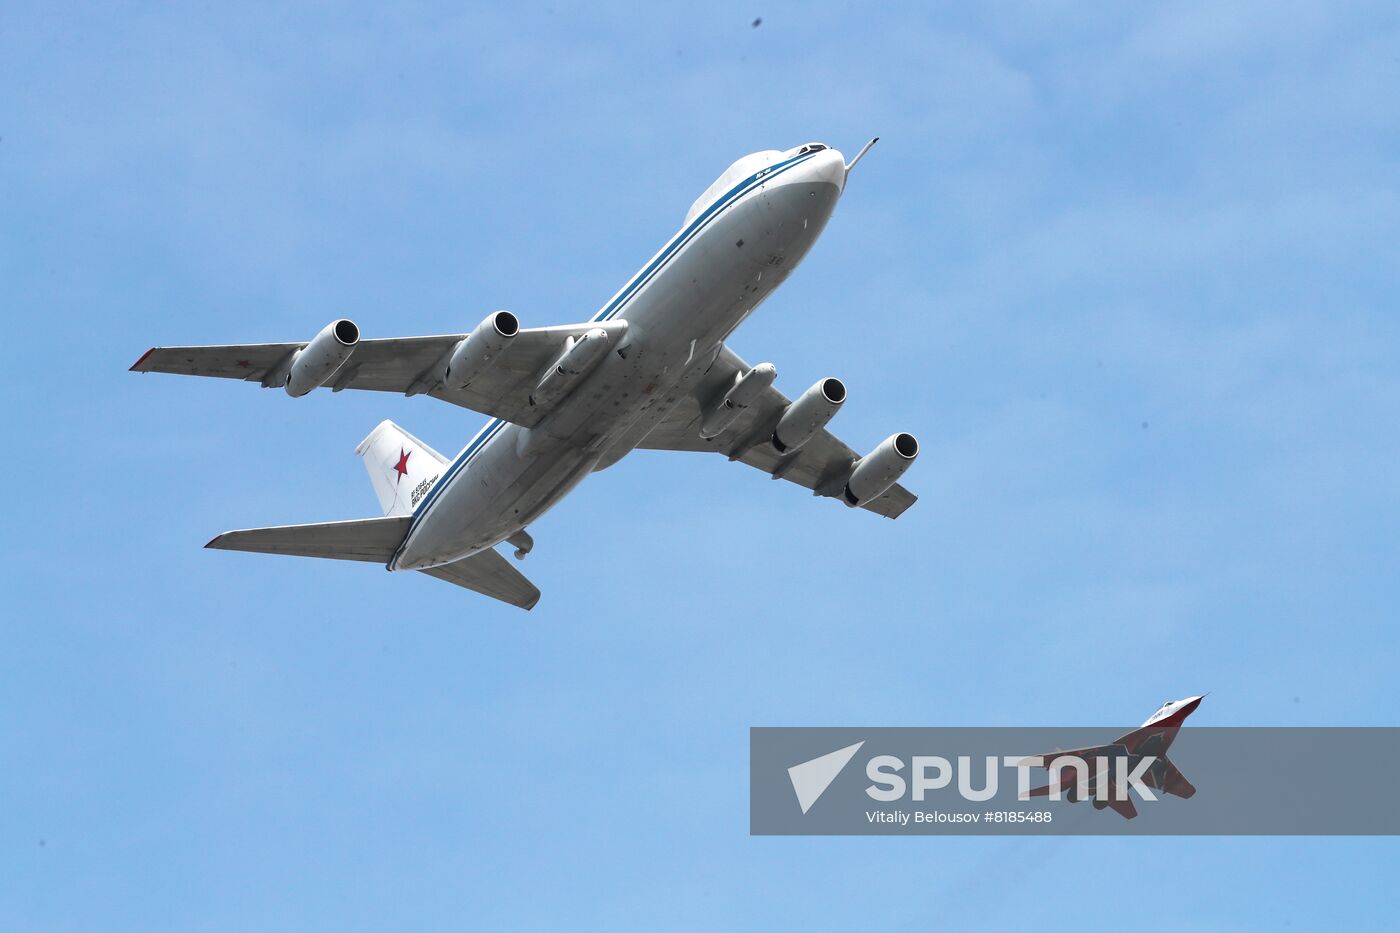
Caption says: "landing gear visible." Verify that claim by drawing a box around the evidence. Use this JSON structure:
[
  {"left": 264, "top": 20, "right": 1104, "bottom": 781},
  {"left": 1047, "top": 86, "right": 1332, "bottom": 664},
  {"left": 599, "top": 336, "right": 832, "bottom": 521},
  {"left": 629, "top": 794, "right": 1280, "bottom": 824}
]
[{"left": 507, "top": 530, "right": 534, "bottom": 561}]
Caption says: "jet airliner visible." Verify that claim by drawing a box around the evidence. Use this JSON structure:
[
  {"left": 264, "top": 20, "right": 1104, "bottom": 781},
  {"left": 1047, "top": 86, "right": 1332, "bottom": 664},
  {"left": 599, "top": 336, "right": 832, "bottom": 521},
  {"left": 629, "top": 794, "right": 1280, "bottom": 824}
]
[{"left": 131, "top": 140, "right": 918, "bottom": 609}]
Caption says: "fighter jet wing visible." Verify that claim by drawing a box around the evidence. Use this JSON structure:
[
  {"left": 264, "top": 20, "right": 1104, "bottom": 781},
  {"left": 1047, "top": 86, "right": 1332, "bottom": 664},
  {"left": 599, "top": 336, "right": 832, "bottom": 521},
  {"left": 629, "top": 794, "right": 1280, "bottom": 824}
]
[
  {"left": 130, "top": 320, "right": 627, "bottom": 429},
  {"left": 1021, "top": 743, "right": 1127, "bottom": 796},
  {"left": 1143, "top": 758, "right": 1197, "bottom": 799},
  {"left": 1021, "top": 742, "right": 1147, "bottom": 819},
  {"left": 632, "top": 344, "right": 916, "bottom": 518},
  {"left": 1020, "top": 743, "right": 1128, "bottom": 768}
]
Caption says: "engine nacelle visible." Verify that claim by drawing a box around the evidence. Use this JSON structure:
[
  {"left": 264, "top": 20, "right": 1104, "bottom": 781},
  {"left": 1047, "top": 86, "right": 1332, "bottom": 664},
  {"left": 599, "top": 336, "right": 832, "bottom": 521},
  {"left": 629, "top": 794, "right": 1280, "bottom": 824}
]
[
  {"left": 531, "top": 327, "right": 610, "bottom": 408},
  {"left": 844, "top": 432, "right": 919, "bottom": 505},
  {"left": 773, "top": 377, "right": 846, "bottom": 453},
  {"left": 445, "top": 310, "right": 519, "bottom": 390},
  {"left": 285, "top": 319, "right": 359, "bottom": 397},
  {"left": 700, "top": 362, "right": 777, "bottom": 438}
]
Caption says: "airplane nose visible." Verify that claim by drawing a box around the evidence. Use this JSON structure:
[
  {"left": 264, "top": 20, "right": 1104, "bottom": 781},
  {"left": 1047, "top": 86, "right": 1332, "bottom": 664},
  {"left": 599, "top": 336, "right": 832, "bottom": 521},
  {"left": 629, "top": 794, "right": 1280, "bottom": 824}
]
[{"left": 808, "top": 149, "right": 846, "bottom": 192}]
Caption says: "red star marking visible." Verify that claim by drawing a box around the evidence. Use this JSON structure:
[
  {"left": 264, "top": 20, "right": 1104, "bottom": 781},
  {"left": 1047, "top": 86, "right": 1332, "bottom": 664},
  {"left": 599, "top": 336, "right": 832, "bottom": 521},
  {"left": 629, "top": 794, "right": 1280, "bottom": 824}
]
[
  {"left": 235, "top": 359, "right": 252, "bottom": 369},
  {"left": 393, "top": 448, "right": 411, "bottom": 483}
]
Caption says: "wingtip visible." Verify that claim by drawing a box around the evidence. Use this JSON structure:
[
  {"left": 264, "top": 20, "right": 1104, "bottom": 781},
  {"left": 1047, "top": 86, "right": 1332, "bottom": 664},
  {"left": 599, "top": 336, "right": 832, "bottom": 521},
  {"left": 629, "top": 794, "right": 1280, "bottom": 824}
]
[
  {"left": 129, "top": 347, "right": 156, "bottom": 371},
  {"left": 204, "top": 534, "right": 225, "bottom": 549}
]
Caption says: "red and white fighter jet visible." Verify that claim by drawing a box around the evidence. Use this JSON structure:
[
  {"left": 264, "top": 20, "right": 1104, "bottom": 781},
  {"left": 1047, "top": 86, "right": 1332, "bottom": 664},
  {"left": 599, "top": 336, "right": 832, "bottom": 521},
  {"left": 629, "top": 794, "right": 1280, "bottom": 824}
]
[{"left": 1024, "top": 695, "right": 1205, "bottom": 819}]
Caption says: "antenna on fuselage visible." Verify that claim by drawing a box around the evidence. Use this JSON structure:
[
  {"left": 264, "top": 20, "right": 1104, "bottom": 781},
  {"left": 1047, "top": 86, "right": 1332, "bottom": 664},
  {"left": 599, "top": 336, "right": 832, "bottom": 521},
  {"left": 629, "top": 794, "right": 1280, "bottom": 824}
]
[{"left": 844, "top": 137, "right": 879, "bottom": 178}]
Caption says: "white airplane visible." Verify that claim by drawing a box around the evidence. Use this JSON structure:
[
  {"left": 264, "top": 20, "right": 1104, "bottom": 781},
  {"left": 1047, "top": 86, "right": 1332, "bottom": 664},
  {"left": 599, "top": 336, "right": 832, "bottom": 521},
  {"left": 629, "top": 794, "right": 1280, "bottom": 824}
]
[{"left": 131, "top": 140, "right": 918, "bottom": 610}]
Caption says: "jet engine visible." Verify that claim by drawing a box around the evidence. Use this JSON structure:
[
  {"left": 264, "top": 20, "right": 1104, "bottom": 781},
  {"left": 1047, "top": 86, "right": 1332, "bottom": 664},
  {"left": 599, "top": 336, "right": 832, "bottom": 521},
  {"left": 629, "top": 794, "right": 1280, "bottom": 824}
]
[
  {"left": 531, "top": 327, "right": 610, "bottom": 408},
  {"left": 285, "top": 319, "right": 359, "bottom": 397},
  {"left": 772, "top": 377, "right": 846, "bottom": 453},
  {"left": 700, "top": 363, "right": 778, "bottom": 438},
  {"left": 844, "top": 432, "right": 919, "bottom": 505},
  {"left": 445, "top": 310, "right": 519, "bottom": 389}
]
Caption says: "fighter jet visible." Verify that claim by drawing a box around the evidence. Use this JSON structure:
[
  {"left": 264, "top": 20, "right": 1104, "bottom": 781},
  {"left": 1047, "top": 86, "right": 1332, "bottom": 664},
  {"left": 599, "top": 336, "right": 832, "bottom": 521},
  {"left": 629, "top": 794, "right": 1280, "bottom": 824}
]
[
  {"left": 1023, "top": 695, "right": 1205, "bottom": 819},
  {"left": 130, "top": 140, "right": 916, "bottom": 609}
]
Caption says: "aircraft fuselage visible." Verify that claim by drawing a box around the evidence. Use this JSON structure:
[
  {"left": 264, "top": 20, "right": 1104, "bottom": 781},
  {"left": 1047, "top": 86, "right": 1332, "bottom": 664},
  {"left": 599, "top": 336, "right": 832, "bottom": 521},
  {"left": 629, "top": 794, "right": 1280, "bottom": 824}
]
[{"left": 389, "top": 146, "right": 848, "bottom": 571}]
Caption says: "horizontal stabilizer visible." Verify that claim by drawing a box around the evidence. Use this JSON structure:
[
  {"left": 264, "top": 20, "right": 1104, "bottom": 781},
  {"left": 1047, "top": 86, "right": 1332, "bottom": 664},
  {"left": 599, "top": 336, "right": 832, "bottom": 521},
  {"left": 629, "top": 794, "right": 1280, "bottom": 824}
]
[
  {"left": 419, "top": 548, "right": 540, "bottom": 610},
  {"left": 207, "top": 516, "right": 411, "bottom": 562}
]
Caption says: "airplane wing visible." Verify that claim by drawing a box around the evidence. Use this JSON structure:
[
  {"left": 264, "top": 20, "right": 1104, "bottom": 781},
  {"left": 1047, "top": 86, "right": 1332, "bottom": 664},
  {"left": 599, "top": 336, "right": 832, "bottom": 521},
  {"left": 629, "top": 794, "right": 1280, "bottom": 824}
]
[
  {"left": 1143, "top": 757, "right": 1197, "bottom": 799},
  {"left": 1021, "top": 743, "right": 1126, "bottom": 797},
  {"left": 1021, "top": 742, "right": 1148, "bottom": 818},
  {"left": 130, "top": 320, "right": 627, "bottom": 429},
  {"left": 1023, "top": 743, "right": 1128, "bottom": 765},
  {"left": 631, "top": 344, "right": 916, "bottom": 518}
]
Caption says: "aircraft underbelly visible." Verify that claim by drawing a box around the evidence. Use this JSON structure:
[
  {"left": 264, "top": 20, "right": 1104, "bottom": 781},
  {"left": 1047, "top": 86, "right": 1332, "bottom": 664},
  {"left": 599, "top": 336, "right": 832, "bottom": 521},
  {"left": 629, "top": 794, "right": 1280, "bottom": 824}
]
[
  {"left": 397, "top": 179, "right": 840, "bottom": 570},
  {"left": 594, "top": 179, "right": 842, "bottom": 469}
]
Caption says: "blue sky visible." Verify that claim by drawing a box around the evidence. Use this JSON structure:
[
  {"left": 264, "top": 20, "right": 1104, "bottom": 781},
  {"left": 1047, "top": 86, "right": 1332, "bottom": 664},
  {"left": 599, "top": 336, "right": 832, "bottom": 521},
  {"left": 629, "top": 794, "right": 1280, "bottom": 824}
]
[{"left": 3, "top": 1, "right": 1398, "bottom": 928}]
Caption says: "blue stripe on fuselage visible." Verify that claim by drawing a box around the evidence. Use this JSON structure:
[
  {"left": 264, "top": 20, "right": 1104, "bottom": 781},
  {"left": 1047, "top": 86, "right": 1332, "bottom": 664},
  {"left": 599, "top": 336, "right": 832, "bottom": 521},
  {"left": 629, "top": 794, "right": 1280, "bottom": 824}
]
[
  {"left": 390, "top": 416, "right": 507, "bottom": 567},
  {"left": 411, "top": 416, "right": 506, "bottom": 519},
  {"left": 590, "top": 151, "right": 816, "bottom": 324},
  {"left": 393, "top": 151, "right": 818, "bottom": 568}
]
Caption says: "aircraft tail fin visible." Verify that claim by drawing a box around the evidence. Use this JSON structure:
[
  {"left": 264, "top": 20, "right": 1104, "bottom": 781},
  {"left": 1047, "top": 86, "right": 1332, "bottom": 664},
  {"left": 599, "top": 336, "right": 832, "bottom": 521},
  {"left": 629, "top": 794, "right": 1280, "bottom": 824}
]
[
  {"left": 355, "top": 420, "right": 449, "bottom": 516},
  {"left": 206, "top": 516, "right": 411, "bottom": 562}
]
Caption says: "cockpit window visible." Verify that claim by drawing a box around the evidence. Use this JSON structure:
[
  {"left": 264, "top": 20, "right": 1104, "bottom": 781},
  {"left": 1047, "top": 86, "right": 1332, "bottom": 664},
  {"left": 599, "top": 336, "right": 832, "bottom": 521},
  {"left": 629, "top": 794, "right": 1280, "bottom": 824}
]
[{"left": 798, "top": 143, "right": 827, "bottom": 154}]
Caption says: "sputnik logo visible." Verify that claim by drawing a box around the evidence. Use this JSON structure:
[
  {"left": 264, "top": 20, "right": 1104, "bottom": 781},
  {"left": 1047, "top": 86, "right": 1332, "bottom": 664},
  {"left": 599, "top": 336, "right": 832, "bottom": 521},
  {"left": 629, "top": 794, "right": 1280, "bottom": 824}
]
[
  {"left": 789, "top": 741, "right": 865, "bottom": 814},
  {"left": 394, "top": 448, "right": 411, "bottom": 483}
]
